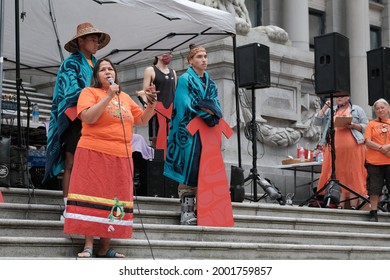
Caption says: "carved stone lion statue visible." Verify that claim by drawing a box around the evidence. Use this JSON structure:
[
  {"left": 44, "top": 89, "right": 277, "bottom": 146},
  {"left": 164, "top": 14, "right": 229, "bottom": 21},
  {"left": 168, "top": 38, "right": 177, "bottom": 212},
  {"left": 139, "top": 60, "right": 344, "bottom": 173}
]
[
  {"left": 257, "top": 25, "right": 289, "bottom": 44},
  {"left": 190, "top": 0, "right": 251, "bottom": 35}
]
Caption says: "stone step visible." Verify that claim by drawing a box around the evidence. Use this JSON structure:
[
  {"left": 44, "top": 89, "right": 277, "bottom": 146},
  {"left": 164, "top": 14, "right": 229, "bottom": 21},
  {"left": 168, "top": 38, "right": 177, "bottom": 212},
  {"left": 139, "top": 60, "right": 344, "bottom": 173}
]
[
  {"left": 2, "top": 187, "right": 390, "bottom": 223},
  {"left": 2, "top": 79, "right": 52, "bottom": 125},
  {"left": 1, "top": 186, "right": 389, "bottom": 260},
  {"left": 0, "top": 236, "right": 389, "bottom": 259},
  {"left": 2, "top": 79, "right": 38, "bottom": 93},
  {"left": 1, "top": 187, "right": 64, "bottom": 205},
  {"left": 0, "top": 202, "right": 389, "bottom": 235},
  {"left": 2, "top": 218, "right": 390, "bottom": 248},
  {"left": 2, "top": 79, "right": 51, "bottom": 101}
]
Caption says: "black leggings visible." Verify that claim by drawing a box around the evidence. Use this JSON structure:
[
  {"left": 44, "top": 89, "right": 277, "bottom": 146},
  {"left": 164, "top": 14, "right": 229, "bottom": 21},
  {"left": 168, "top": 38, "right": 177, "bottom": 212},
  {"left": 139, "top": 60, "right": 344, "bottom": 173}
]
[
  {"left": 366, "top": 163, "right": 390, "bottom": 196},
  {"left": 62, "top": 118, "right": 82, "bottom": 154}
]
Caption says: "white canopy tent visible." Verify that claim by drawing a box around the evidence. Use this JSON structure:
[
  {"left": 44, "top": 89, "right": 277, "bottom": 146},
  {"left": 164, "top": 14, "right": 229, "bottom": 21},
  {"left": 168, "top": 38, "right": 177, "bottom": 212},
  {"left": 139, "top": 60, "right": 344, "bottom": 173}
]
[
  {"left": 1, "top": 0, "right": 236, "bottom": 75},
  {"left": 0, "top": 0, "right": 243, "bottom": 165}
]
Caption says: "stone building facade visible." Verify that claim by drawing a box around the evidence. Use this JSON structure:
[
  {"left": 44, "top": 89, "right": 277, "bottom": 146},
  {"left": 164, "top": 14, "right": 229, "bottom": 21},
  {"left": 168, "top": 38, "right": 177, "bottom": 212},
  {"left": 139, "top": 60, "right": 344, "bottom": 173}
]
[
  {"left": 179, "top": 0, "right": 390, "bottom": 202},
  {"left": 10, "top": 0, "right": 390, "bottom": 202}
]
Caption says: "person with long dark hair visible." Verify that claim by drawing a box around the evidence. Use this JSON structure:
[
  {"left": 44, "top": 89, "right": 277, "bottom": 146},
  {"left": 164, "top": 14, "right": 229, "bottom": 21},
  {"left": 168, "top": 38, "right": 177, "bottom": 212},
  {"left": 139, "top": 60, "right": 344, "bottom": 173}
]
[{"left": 63, "top": 58, "right": 157, "bottom": 258}]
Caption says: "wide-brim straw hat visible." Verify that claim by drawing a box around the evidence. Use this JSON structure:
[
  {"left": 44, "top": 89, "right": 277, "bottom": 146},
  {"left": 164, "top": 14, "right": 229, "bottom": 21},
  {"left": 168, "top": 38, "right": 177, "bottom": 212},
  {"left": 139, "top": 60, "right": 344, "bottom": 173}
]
[{"left": 64, "top": 22, "right": 110, "bottom": 53}]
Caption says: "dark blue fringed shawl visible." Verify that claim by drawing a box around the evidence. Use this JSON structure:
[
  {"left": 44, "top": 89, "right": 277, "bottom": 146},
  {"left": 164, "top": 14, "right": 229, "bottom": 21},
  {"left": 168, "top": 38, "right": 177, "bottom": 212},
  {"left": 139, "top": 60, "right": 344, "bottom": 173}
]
[{"left": 163, "top": 66, "right": 222, "bottom": 186}]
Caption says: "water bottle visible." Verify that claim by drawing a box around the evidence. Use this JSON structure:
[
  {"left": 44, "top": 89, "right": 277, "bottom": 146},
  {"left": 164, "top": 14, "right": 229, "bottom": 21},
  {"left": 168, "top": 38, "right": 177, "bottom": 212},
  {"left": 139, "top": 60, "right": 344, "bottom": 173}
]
[
  {"left": 313, "top": 147, "right": 318, "bottom": 162},
  {"left": 32, "top": 103, "right": 39, "bottom": 122},
  {"left": 298, "top": 147, "right": 305, "bottom": 162},
  {"left": 317, "top": 151, "right": 323, "bottom": 162}
]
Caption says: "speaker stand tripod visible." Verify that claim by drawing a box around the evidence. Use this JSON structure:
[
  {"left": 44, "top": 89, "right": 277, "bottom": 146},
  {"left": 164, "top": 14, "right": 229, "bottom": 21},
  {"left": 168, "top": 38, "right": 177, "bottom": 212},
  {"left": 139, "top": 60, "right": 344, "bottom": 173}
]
[
  {"left": 299, "top": 95, "right": 370, "bottom": 209},
  {"left": 243, "top": 87, "right": 285, "bottom": 204},
  {"left": 243, "top": 86, "right": 261, "bottom": 201}
]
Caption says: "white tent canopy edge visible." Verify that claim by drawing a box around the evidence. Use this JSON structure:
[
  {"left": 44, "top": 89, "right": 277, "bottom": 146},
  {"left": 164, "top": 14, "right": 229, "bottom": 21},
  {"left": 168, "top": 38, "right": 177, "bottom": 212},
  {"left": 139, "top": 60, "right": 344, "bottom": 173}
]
[
  {"left": 2, "top": 0, "right": 236, "bottom": 76},
  {"left": 1, "top": 0, "right": 241, "bottom": 164}
]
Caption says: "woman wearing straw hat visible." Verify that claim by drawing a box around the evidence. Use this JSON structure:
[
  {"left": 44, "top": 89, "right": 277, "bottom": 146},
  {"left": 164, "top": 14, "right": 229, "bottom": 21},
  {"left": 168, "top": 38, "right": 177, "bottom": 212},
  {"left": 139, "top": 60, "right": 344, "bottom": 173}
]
[{"left": 44, "top": 23, "right": 110, "bottom": 221}]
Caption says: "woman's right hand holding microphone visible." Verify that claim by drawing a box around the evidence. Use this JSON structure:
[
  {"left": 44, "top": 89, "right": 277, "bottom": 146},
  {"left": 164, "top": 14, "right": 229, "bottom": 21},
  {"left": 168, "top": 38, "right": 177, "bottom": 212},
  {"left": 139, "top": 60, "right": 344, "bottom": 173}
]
[{"left": 318, "top": 100, "right": 330, "bottom": 117}]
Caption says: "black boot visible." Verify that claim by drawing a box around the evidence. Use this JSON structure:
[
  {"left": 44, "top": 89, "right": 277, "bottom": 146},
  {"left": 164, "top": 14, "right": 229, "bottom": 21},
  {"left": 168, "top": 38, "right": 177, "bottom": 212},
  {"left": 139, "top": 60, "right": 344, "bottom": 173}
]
[{"left": 368, "top": 210, "right": 378, "bottom": 222}]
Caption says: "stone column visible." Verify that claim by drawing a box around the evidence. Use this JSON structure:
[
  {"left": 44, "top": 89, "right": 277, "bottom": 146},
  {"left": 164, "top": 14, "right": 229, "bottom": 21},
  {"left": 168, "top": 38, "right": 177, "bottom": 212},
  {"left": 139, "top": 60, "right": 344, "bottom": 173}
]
[
  {"left": 283, "top": 0, "right": 309, "bottom": 51},
  {"left": 382, "top": 0, "right": 390, "bottom": 49},
  {"left": 262, "top": 0, "right": 283, "bottom": 26},
  {"left": 346, "top": 0, "right": 371, "bottom": 116}
]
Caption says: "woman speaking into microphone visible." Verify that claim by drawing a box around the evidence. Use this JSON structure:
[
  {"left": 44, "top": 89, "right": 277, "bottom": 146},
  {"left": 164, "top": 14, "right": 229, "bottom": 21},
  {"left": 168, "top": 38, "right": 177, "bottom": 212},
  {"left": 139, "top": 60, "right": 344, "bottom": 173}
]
[
  {"left": 63, "top": 58, "right": 157, "bottom": 258},
  {"left": 313, "top": 96, "right": 368, "bottom": 209}
]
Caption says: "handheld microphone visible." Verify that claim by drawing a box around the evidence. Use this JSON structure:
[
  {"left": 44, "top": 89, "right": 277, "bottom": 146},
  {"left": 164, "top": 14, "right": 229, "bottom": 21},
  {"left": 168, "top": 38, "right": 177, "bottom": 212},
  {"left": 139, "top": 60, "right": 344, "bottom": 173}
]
[
  {"left": 136, "top": 90, "right": 158, "bottom": 107},
  {"left": 137, "top": 95, "right": 147, "bottom": 107},
  {"left": 107, "top": 77, "right": 119, "bottom": 95}
]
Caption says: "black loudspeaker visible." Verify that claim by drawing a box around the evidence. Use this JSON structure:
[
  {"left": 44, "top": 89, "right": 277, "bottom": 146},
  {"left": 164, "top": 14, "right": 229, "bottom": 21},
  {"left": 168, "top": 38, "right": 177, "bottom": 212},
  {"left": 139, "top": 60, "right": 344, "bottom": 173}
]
[
  {"left": 229, "top": 165, "right": 245, "bottom": 202},
  {"left": 164, "top": 177, "right": 179, "bottom": 198},
  {"left": 314, "top": 32, "right": 350, "bottom": 97},
  {"left": 0, "top": 137, "right": 11, "bottom": 188},
  {"left": 367, "top": 47, "right": 390, "bottom": 106},
  {"left": 140, "top": 160, "right": 165, "bottom": 197},
  {"left": 132, "top": 152, "right": 144, "bottom": 195},
  {"left": 237, "top": 43, "right": 270, "bottom": 89},
  {"left": 133, "top": 149, "right": 177, "bottom": 198},
  {"left": 133, "top": 151, "right": 164, "bottom": 197}
]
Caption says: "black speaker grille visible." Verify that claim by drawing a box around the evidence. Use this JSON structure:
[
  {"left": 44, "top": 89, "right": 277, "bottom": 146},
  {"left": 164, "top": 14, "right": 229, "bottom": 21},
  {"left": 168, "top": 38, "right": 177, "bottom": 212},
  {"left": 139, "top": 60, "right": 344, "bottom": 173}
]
[
  {"left": 367, "top": 47, "right": 390, "bottom": 106},
  {"left": 237, "top": 43, "right": 270, "bottom": 89},
  {"left": 314, "top": 32, "right": 350, "bottom": 97}
]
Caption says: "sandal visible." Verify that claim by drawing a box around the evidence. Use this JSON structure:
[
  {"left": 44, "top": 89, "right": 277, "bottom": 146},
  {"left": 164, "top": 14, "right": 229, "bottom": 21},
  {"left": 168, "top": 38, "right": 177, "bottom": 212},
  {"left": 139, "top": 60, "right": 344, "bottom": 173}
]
[
  {"left": 97, "top": 248, "right": 125, "bottom": 258},
  {"left": 77, "top": 247, "right": 93, "bottom": 258}
]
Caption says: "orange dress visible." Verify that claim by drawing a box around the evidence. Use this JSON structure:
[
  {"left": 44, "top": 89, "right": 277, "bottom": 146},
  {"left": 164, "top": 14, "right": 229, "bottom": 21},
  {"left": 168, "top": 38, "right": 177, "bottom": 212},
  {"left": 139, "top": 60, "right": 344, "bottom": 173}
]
[
  {"left": 64, "top": 88, "right": 143, "bottom": 238},
  {"left": 317, "top": 108, "right": 367, "bottom": 196}
]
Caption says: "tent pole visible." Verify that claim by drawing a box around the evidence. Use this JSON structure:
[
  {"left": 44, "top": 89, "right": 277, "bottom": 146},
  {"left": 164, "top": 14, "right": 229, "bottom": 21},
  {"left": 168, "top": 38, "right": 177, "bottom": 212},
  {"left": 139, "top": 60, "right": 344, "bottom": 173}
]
[
  {"left": 232, "top": 35, "right": 242, "bottom": 168},
  {"left": 15, "top": 0, "right": 22, "bottom": 147},
  {"left": 0, "top": 0, "right": 4, "bottom": 130}
]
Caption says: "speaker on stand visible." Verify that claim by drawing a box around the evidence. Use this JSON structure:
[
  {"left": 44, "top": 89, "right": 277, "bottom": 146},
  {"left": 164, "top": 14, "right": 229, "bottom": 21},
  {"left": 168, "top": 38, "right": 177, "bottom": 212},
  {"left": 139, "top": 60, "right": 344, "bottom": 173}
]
[
  {"left": 367, "top": 47, "right": 390, "bottom": 105},
  {"left": 237, "top": 43, "right": 270, "bottom": 89},
  {"left": 314, "top": 32, "right": 350, "bottom": 97},
  {"left": 300, "top": 32, "right": 370, "bottom": 209},
  {"left": 236, "top": 43, "right": 285, "bottom": 204}
]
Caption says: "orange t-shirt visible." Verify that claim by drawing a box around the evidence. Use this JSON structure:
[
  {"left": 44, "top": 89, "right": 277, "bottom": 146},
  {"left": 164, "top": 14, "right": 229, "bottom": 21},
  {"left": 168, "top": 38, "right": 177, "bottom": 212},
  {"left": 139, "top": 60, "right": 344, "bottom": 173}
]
[
  {"left": 365, "top": 119, "right": 390, "bottom": 165},
  {"left": 77, "top": 87, "right": 143, "bottom": 157}
]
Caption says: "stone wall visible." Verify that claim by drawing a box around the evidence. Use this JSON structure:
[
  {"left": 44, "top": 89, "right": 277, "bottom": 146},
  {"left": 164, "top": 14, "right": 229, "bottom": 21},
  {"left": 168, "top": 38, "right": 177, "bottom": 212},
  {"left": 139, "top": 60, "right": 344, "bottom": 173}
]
[
  {"left": 14, "top": 25, "right": 320, "bottom": 203},
  {"left": 111, "top": 26, "right": 321, "bottom": 203}
]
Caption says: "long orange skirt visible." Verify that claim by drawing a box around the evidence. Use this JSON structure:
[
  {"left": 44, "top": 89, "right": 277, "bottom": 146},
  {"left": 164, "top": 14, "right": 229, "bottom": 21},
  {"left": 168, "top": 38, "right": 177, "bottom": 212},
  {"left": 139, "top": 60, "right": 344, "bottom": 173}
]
[
  {"left": 64, "top": 147, "right": 133, "bottom": 238},
  {"left": 318, "top": 127, "right": 367, "bottom": 196}
]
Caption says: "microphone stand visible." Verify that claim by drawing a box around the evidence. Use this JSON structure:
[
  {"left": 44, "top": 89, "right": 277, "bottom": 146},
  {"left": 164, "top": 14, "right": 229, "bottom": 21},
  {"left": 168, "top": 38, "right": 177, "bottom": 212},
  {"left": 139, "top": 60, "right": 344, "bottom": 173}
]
[{"left": 299, "top": 95, "right": 374, "bottom": 209}]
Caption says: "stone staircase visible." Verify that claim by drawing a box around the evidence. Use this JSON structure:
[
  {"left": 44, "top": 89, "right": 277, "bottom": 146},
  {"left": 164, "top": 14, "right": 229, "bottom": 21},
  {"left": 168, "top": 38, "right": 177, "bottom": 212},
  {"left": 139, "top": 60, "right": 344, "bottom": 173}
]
[
  {"left": 1, "top": 186, "right": 390, "bottom": 259},
  {"left": 1, "top": 79, "right": 52, "bottom": 127}
]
